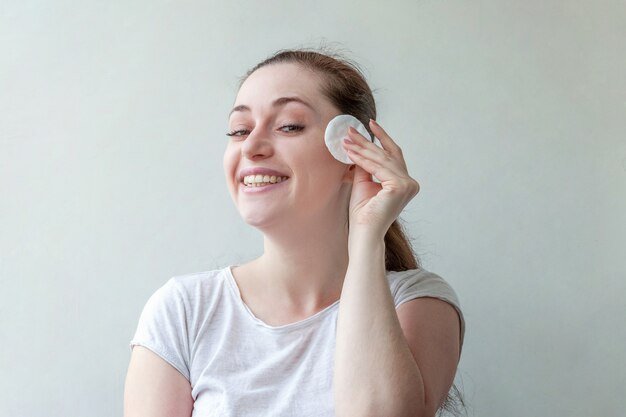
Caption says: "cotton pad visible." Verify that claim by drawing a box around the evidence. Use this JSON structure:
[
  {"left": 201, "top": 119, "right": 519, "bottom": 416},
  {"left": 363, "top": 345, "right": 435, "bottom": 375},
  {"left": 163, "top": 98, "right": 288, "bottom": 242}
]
[{"left": 324, "top": 114, "right": 372, "bottom": 164}]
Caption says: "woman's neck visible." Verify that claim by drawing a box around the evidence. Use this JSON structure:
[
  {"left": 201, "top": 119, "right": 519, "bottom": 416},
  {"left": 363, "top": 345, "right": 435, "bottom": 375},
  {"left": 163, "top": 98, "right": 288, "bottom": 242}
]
[{"left": 241, "top": 212, "right": 351, "bottom": 315}]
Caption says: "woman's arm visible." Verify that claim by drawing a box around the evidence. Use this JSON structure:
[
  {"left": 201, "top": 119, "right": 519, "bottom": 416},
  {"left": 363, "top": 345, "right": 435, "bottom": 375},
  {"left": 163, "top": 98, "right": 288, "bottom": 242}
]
[
  {"left": 334, "top": 121, "right": 461, "bottom": 417},
  {"left": 124, "top": 346, "right": 193, "bottom": 417},
  {"left": 335, "top": 233, "right": 460, "bottom": 417}
]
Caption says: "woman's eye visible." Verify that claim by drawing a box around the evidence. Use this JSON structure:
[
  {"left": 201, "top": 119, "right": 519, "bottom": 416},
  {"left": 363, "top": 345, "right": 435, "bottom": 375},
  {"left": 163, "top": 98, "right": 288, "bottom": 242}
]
[
  {"left": 226, "top": 129, "right": 250, "bottom": 137},
  {"left": 225, "top": 124, "right": 304, "bottom": 138},
  {"left": 279, "top": 124, "right": 304, "bottom": 133}
]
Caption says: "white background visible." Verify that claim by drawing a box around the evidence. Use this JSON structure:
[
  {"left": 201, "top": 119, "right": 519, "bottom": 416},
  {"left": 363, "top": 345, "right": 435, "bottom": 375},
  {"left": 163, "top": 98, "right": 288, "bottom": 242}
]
[{"left": 1, "top": 1, "right": 624, "bottom": 416}]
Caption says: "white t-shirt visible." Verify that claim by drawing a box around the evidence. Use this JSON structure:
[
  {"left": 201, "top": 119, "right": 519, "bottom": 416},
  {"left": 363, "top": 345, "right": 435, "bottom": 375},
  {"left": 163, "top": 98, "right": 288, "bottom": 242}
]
[{"left": 129, "top": 266, "right": 465, "bottom": 417}]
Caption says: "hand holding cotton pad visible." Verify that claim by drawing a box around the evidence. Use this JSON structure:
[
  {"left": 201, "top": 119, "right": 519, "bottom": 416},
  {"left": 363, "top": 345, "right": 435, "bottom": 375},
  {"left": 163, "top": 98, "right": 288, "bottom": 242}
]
[{"left": 324, "top": 115, "right": 374, "bottom": 164}]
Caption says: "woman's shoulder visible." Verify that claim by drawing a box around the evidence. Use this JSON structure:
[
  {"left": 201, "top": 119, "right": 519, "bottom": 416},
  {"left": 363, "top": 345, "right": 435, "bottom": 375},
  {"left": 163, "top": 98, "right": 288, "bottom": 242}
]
[
  {"left": 135, "top": 266, "right": 238, "bottom": 332},
  {"left": 387, "top": 267, "right": 465, "bottom": 348},
  {"left": 386, "top": 267, "right": 461, "bottom": 309},
  {"left": 164, "top": 266, "right": 234, "bottom": 301},
  {"left": 168, "top": 266, "right": 231, "bottom": 286}
]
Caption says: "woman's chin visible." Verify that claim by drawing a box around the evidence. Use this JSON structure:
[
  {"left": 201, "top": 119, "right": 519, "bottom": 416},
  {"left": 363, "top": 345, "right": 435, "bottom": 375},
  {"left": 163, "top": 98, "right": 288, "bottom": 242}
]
[{"left": 238, "top": 210, "right": 285, "bottom": 230}]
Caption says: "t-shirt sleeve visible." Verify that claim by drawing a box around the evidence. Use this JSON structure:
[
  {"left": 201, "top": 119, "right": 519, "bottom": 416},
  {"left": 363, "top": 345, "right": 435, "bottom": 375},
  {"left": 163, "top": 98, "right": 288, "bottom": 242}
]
[
  {"left": 388, "top": 269, "right": 466, "bottom": 350},
  {"left": 129, "top": 278, "right": 191, "bottom": 381}
]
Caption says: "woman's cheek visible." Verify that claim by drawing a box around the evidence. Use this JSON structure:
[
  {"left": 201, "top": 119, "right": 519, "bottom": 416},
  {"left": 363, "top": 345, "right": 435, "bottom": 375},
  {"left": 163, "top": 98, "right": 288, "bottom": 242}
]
[{"left": 223, "top": 146, "right": 239, "bottom": 179}]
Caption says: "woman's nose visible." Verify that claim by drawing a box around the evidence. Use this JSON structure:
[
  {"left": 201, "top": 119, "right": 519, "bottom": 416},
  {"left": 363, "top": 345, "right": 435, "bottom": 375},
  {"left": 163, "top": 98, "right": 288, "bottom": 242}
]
[{"left": 241, "top": 128, "right": 273, "bottom": 160}]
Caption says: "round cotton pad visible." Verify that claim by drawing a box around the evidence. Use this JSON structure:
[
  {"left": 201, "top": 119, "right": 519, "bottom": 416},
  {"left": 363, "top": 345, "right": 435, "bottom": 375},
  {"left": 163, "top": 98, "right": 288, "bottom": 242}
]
[{"left": 324, "top": 114, "right": 372, "bottom": 164}]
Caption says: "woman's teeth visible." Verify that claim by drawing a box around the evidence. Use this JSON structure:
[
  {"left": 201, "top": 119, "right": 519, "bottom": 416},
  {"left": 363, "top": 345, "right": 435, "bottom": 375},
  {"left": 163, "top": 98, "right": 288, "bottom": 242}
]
[{"left": 243, "top": 175, "right": 289, "bottom": 187}]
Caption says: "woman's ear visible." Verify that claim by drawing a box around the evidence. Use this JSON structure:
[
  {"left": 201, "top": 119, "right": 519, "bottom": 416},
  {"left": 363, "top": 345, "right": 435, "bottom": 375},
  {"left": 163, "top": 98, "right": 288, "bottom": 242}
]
[{"left": 342, "top": 164, "right": 356, "bottom": 184}]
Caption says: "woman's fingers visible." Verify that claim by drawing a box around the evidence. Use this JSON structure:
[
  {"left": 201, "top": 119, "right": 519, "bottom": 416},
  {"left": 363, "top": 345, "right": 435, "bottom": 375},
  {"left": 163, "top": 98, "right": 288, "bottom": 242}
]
[
  {"left": 343, "top": 138, "right": 389, "bottom": 168},
  {"left": 345, "top": 127, "right": 396, "bottom": 166},
  {"left": 352, "top": 163, "right": 373, "bottom": 185},
  {"left": 344, "top": 123, "right": 408, "bottom": 174},
  {"left": 344, "top": 147, "right": 381, "bottom": 173},
  {"left": 346, "top": 123, "right": 407, "bottom": 168},
  {"left": 345, "top": 145, "right": 413, "bottom": 191},
  {"left": 369, "top": 119, "right": 403, "bottom": 156},
  {"left": 348, "top": 147, "right": 420, "bottom": 206},
  {"left": 346, "top": 126, "right": 377, "bottom": 148},
  {"left": 344, "top": 120, "right": 421, "bottom": 230},
  {"left": 343, "top": 120, "right": 420, "bottom": 197}
]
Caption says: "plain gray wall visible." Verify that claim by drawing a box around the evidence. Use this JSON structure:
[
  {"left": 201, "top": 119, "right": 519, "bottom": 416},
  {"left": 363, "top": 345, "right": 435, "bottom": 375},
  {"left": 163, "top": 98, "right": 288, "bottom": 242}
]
[{"left": 1, "top": 1, "right": 624, "bottom": 416}]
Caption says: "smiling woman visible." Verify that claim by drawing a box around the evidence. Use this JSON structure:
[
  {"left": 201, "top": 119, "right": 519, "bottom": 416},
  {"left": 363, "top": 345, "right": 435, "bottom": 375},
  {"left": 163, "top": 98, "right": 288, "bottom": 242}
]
[{"left": 124, "top": 48, "right": 465, "bottom": 417}]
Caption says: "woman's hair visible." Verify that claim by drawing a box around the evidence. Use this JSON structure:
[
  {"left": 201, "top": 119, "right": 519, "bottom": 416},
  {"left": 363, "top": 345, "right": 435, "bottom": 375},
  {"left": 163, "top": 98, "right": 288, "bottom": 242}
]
[{"left": 240, "top": 48, "right": 420, "bottom": 273}]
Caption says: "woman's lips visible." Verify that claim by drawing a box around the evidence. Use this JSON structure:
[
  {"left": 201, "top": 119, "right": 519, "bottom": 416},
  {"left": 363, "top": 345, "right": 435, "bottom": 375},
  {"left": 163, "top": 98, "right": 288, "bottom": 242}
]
[
  {"left": 240, "top": 177, "right": 289, "bottom": 193},
  {"left": 238, "top": 167, "right": 290, "bottom": 183},
  {"left": 237, "top": 167, "right": 291, "bottom": 193},
  {"left": 242, "top": 174, "right": 289, "bottom": 186}
]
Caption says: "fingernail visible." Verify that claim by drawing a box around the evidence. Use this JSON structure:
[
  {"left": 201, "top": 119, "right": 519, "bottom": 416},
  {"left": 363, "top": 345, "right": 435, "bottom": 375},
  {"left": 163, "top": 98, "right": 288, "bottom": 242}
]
[{"left": 370, "top": 119, "right": 378, "bottom": 126}]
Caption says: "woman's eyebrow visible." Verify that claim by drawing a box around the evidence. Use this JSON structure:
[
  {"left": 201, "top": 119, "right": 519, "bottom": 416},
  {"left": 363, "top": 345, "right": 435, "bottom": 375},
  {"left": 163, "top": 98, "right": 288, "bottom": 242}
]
[{"left": 229, "top": 96, "right": 315, "bottom": 117}]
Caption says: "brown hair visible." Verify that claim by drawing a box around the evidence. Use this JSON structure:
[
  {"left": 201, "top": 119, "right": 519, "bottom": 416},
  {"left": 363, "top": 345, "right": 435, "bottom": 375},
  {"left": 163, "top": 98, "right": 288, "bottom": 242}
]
[{"left": 241, "top": 48, "right": 420, "bottom": 272}]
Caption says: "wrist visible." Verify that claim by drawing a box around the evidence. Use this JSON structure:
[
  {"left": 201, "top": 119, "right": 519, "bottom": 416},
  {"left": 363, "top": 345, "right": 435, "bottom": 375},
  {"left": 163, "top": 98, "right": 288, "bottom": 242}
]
[{"left": 348, "top": 227, "right": 385, "bottom": 254}]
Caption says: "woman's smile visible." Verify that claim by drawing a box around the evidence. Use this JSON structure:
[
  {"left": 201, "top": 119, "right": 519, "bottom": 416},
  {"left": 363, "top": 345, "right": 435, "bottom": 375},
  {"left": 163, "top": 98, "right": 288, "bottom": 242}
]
[
  {"left": 238, "top": 167, "right": 291, "bottom": 192},
  {"left": 240, "top": 177, "right": 290, "bottom": 193},
  {"left": 242, "top": 175, "right": 289, "bottom": 187}
]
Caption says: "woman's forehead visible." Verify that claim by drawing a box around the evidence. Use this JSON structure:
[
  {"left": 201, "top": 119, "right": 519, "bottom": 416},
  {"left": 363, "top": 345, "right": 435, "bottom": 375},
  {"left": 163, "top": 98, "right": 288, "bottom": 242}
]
[{"left": 235, "top": 63, "right": 326, "bottom": 107}]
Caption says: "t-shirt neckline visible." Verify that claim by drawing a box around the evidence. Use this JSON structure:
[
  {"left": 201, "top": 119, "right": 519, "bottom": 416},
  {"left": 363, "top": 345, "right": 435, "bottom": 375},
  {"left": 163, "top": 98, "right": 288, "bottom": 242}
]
[{"left": 224, "top": 265, "right": 340, "bottom": 332}]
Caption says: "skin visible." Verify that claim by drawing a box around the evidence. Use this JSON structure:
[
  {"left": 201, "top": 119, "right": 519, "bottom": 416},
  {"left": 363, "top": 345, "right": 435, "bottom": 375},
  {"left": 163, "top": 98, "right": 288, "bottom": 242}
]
[{"left": 124, "top": 62, "right": 461, "bottom": 417}]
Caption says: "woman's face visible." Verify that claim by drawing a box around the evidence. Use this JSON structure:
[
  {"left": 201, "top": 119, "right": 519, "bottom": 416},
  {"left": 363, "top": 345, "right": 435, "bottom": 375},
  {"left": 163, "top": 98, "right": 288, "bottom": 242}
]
[{"left": 223, "top": 63, "right": 352, "bottom": 229}]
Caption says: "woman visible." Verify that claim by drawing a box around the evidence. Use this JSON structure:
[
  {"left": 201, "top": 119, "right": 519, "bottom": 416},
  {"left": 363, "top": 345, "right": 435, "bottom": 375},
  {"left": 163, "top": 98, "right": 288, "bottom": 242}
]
[{"left": 124, "top": 49, "right": 465, "bottom": 417}]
